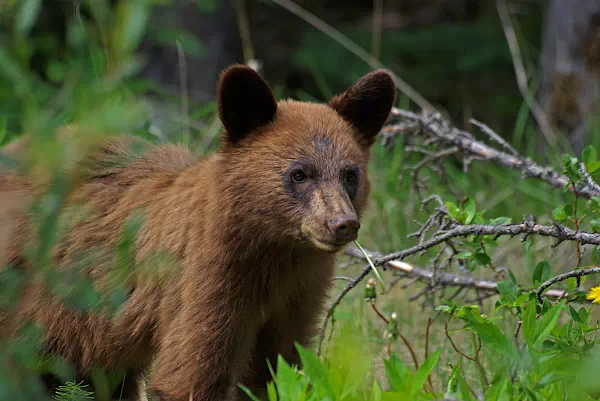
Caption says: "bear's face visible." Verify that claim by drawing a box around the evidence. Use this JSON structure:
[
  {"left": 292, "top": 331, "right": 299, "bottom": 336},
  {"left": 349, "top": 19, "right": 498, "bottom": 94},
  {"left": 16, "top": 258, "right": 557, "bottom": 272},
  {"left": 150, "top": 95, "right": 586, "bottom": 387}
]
[{"left": 217, "top": 66, "right": 395, "bottom": 253}]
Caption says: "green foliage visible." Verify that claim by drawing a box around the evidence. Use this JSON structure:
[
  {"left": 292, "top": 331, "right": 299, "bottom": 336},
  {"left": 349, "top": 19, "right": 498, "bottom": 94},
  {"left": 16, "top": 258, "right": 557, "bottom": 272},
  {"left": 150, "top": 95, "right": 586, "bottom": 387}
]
[{"left": 53, "top": 382, "right": 94, "bottom": 401}]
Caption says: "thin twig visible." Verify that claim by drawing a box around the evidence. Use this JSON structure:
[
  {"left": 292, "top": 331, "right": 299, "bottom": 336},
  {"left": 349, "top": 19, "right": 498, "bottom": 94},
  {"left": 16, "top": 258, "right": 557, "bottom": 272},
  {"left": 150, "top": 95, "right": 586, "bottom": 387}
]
[
  {"left": 269, "top": 0, "right": 435, "bottom": 111},
  {"left": 176, "top": 41, "right": 190, "bottom": 145},
  {"left": 370, "top": 304, "right": 420, "bottom": 370},
  {"left": 370, "top": 0, "right": 383, "bottom": 64},
  {"left": 425, "top": 317, "right": 434, "bottom": 394},
  {"left": 469, "top": 118, "right": 519, "bottom": 157},
  {"left": 445, "top": 319, "right": 477, "bottom": 362},
  {"left": 370, "top": 302, "right": 389, "bottom": 324},
  {"left": 496, "top": 0, "right": 556, "bottom": 145}
]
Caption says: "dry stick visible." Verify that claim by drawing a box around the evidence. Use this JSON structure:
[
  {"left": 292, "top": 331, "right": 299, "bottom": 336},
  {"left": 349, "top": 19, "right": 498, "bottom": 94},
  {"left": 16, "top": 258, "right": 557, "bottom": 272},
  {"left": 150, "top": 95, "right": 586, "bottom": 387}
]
[
  {"left": 235, "top": 0, "right": 255, "bottom": 64},
  {"left": 536, "top": 267, "right": 600, "bottom": 303},
  {"left": 176, "top": 41, "right": 190, "bottom": 145},
  {"left": 388, "top": 109, "right": 600, "bottom": 199},
  {"left": 370, "top": 302, "right": 389, "bottom": 324},
  {"left": 370, "top": 0, "right": 383, "bottom": 63},
  {"left": 269, "top": 0, "right": 435, "bottom": 111},
  {"left": 469, "top": 118, "right": 519, "bottom": 157},
  {"left": 370, "top": 303, "right": 420, "bottom": 369},
  {"left": 345, "top": 247, "right": 567, "bottom": 297},
  {"left": 425, "top": 317, "right": 435, "bottom": 395},
  {"left": 580, "top": 162, "right": 600, "bottom": 194},
  {"left": 444, "top": 319, "right": 477, "bottom": 362},
  {"left": 496, "top": 0, "right": 556, "bottom": 146},
  {"left": 571, "top": 182, "right": 583, "bottom": 287}
]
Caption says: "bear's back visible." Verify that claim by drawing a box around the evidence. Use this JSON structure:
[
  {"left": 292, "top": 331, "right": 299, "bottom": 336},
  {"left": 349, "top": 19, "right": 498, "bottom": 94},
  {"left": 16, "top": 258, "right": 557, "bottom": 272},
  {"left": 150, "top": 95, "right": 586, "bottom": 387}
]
[{"left": 0, "top": 135, "right": 201, "bottom": 269}]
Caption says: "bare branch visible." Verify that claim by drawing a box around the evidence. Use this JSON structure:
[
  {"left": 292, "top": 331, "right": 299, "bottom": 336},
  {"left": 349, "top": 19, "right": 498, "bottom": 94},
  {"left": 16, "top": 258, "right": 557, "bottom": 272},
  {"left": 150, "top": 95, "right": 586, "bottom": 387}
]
[
  {"left": 376, "top": 220, "right": 600, "bottom": 267},
  {"left": 345, "top": 247, "right": 567, "bottom": 299},
  {"left": 469, "top": 118, "right": 519, "bottom": 157},
  {"left": 387, "top": 109, "right": 600, "bottom": 199},
  {"left": 579, "top": 162, "right": 600, "bottom": 196},
  {"left": 536, "top": 267, "right": 600, "bottom": 303}
]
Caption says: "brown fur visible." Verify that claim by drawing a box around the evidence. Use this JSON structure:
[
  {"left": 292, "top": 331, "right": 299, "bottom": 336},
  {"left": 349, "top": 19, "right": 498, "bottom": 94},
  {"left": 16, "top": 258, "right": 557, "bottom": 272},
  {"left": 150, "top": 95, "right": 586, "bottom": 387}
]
[{"left": 0, "top": 66, "right": 395, "bottom": 401}]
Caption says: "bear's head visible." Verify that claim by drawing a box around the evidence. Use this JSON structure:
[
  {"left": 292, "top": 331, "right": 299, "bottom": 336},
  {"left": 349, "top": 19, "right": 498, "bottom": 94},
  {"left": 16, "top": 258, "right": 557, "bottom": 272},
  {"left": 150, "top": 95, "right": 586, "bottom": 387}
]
[{"left": 216, "top": 65, "right": 395, "bottom": 253}]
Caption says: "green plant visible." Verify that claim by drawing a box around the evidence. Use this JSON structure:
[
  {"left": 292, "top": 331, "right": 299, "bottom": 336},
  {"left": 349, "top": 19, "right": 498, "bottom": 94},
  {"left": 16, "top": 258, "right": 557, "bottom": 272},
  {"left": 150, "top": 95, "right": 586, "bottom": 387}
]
[{"left": 54, "top": 382, "right": 94, "bottom": 401}]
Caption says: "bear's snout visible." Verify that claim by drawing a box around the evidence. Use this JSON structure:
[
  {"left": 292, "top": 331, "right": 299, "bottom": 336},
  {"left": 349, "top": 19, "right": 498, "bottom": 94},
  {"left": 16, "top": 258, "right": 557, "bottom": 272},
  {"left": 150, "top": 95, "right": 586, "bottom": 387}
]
[{"left": 327, "top": 214, "right": 360, "bottom": 244}]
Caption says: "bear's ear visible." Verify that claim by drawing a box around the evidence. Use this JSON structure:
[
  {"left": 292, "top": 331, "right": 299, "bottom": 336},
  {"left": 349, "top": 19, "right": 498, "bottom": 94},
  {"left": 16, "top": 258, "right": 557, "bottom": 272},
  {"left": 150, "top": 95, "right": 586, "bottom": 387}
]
[
  {"left": 217, "top": 65, "right": 277, "bottom": 143},
  {"left": 329, "top": 70, "right": 396, "bottom": 147}
]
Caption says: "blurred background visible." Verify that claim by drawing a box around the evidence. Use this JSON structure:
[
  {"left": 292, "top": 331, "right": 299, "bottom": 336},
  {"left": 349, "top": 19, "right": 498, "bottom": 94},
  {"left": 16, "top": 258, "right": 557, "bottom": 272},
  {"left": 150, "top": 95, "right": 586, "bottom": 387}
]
[{"left": 1, "top": 0, "right": 599, "bottom": 154}]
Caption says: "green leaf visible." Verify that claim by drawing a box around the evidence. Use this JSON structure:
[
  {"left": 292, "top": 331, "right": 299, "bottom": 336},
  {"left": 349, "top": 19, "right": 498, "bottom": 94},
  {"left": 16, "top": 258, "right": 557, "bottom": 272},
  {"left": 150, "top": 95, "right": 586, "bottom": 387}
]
[
  {"left": 591, "top": 219, "right": 600, "bottom": 233},
  {"left": 473, "top": 252, "right": 491, "bottom": 265},
  {"left": 462, "top": 309, "right": 517, "bottom": 358},
  {"left": 463, "top": 197, "right": 476, "bottom": 224},
  {"left": 552, "top": 207, "right": 567, "bottom": 222},
  {"left": 112, "top": 0, "right": 151, "bottom": 56},
  {"left": 582, "top": 146, "right": 597, "bottom": 165},
  {"left": 567, "top": 305, "right": 583, "bottom": 324},
  {"left": 238, "top": 385, "right": 264, "bottom": 401},
  {"left": 532, "top": 261, "right": 551, "bottom": 286},
  {"left": 497, "top": 277, "right": 520, "bottom": 301},
  {"left": 586, "top": 161, "right": 600, "bottom": 174},
  {"left": 295, "top": 344, "right": 335, "bottom": 400},
  {"left": 446, "top": 362, "right": 477, "bottom": 401},
  {"left": 410, "top": 349, "right": 441, "bottom": 396},
  {"left": 267, "top": 381, "right": 277, "bottom": 401},
  {"left": 533, "top": 302, "right": 564, "bottom": 347},
  {"left": 15, "top": 0, "right": 42, "bottom": 37},
  {"left": 522, "top": 299, "right": 537, "bottom": 346},
  {"left": 593, "top": 247, "right": 600, "bottom": 265},
  {"left": 371, "top": 381, "right": 383, "bottom": 401},
  {"left": 383, "top": 354, "right": 411, "bottom": 394},
  {"left": 455, "top": 251, "right": 473, "bottom": 259},
  {"left": 445, "top": 202, "right": 463, "bottom": 223},
  {"left": 489, "top": 216, "right": 512, "bottom": 225}
]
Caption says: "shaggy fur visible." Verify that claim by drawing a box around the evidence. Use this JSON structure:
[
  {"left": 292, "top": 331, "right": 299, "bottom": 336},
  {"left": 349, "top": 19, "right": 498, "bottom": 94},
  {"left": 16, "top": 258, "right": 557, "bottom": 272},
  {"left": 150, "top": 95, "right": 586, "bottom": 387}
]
[{"left": 0, "top": 65, "right": 395, "bottom": 401}]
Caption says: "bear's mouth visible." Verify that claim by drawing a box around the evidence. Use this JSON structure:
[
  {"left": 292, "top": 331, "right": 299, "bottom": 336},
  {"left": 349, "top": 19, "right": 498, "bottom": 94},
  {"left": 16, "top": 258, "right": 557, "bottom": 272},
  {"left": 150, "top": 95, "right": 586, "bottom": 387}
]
[
  {"left": 301, "top": 231, "right": 348, "bottom": 253},
  {"left": 312, "top": 237, "right": 346, "bottom": 253}
]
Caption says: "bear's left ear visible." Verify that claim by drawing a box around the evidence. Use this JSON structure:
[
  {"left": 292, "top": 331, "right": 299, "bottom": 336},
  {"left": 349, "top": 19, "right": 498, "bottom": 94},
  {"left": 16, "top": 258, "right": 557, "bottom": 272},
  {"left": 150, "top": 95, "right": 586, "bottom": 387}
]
[
  {"left": 217, "top": 65, "right": 277, "bottom": 144},
  {"left": 330, "top": 70, "right": 396, "bottom": 147}
]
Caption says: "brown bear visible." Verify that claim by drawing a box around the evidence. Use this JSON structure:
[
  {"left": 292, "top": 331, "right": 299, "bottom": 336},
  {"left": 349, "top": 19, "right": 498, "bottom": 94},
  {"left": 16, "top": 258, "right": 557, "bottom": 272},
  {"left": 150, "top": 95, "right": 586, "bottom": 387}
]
[{"left": 0, "top": 65, "right": 395, "bottom": 401}]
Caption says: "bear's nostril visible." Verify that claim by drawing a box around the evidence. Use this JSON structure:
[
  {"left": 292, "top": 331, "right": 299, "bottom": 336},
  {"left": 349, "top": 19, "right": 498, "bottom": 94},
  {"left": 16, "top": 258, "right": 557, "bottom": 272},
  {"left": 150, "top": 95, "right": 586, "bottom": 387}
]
[{"left": 328, "top": 215, "right": 360, "bottom": 244}]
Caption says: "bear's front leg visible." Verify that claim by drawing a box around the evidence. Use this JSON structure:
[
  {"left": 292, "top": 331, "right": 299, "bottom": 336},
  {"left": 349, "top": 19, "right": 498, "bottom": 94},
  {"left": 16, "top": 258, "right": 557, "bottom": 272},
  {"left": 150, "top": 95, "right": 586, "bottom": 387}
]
[{"left": 148, "top": 275, "right": 259, "bottom": 401}]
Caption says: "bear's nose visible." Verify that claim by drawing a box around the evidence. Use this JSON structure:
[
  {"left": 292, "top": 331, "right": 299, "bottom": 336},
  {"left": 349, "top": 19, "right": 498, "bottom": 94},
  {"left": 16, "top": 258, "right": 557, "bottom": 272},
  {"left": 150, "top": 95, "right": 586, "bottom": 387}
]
[{"left": 328, "top": 215, "right": 360, "bottom": 244}]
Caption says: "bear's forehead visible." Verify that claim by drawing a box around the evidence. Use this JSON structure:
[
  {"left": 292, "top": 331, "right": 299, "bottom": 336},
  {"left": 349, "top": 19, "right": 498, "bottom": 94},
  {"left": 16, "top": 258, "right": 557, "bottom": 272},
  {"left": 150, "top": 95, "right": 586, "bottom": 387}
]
[{"left": 265, "top": 101, "right": 359, "bottom": 154}]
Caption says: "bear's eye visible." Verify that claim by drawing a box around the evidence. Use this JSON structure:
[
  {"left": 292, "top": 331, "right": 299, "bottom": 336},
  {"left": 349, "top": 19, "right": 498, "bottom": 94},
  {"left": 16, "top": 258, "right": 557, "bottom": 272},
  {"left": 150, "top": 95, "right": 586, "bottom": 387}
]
[
  {"left": 345, "top": 171, "right": 357, "bottom": 185},
  {"left": 292, "top": 170, "right": 307, "bottom": 183}
]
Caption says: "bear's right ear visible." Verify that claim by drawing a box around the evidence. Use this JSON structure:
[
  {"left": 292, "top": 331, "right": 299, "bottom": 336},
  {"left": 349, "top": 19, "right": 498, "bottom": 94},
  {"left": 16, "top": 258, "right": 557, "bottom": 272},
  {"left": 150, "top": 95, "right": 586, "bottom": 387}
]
[{"left": 217, "top": 65, "right": 278, "bottom": 144}]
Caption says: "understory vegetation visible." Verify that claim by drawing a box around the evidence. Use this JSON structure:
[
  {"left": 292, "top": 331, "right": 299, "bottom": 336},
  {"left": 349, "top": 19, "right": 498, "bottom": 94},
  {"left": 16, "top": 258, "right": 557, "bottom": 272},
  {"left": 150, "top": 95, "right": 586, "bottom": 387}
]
[{"left": 2, "top": 1, "right": 600, "bottom": 401}]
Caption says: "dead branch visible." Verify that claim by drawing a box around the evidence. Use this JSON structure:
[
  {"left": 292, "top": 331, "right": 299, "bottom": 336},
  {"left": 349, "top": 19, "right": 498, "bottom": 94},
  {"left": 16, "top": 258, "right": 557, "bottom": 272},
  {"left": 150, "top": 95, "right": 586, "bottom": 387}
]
[
  {"left": 385, "top": 109, "right": 600, "bottom": 199},
  {"left": 580, "top": 162, "right": 600, "bottom": 195},
  {"left": 344, "top": 247, "right": 567, "bottom": 299},
  {"left": 536, "top": 267, "right": 600, "bottom": 303}
]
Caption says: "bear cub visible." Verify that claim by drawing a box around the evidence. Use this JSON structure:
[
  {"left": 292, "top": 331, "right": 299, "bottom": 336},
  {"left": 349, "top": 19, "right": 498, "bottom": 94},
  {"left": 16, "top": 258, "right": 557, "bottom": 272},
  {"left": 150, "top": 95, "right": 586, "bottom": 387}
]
[{"left": 0, "top": 65, "right": 396, "bottom": 401}]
